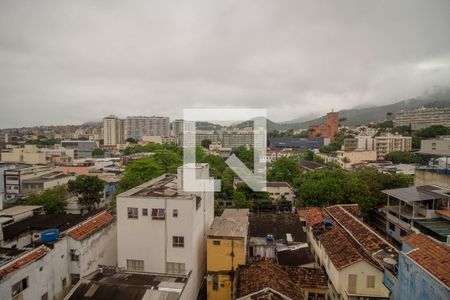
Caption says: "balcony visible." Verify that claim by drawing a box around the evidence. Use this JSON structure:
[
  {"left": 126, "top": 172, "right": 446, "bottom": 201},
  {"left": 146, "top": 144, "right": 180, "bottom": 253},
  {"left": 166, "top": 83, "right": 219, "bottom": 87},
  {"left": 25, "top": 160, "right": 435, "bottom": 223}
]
[{"left": 345, "top": 289, "right": 390, "bottom": 300}]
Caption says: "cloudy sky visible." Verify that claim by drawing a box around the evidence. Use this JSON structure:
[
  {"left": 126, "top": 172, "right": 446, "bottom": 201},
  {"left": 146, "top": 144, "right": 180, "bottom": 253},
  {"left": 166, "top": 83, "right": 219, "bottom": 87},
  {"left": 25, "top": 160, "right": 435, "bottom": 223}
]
[{"left": 1, "top": 0, "right": 450, "bottom": 128}]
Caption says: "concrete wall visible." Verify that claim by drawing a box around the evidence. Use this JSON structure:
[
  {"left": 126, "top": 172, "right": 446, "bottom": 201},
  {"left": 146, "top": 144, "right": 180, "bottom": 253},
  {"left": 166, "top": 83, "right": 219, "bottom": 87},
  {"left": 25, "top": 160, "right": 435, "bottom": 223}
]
[
  {"left": 395, "top": 252, "right": 450, "bottom": 300},
  {"left": 414, "top": 170, "right": 450, "bottom": 188}
]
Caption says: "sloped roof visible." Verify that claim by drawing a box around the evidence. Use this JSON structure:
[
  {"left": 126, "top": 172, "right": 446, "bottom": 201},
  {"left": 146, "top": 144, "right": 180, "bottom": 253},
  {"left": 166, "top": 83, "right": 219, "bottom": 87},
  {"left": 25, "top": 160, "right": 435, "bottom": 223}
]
[
  {"left": 237, "top": 258, "right": 303, "bottom": 300},
  {"left": 402, "top": 233, "right": 450, "bottom": 287},
  {"left": 69, "top": 212, "right": 114, "bottom": 241},
  {"left": 0, "top": 246, "right": 49, "bottom": 279},
  {"left": 249, "top": 213, "right": 306, "bottom": 242},
  {"left": 297, "top": 207, "right": 326, "bottom": 227}
]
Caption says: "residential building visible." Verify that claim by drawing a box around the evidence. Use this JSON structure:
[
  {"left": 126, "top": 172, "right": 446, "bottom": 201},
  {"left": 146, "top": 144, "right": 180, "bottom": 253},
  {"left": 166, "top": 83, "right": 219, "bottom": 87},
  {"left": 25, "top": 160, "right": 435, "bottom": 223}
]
[
  {"left": 415, "top": 136, "right": 450, "bottom": 188},
  {"left": 0, "top": 144, "right": 47, "bottom": 164},
  {"left": 248, "top": 213, "right": 306, "bottom": 260},
  {"left": 420, "top": 135, "right": 450, "bottom": 157},
  {"left": 140, "top": 135, "right": 176, "bottom": 144},
  {"left": 0, "top": 209, "right": 117, "bottom": 300},
  {"left": 61, "top": 140, "right": 99, "bottom": 159},
  {"left": 3, "top": 165, "right": 52, "bottom": 202},
  {"left": 382, "top": 185, "right": 450, "bottom": 245},
  {"left": 172, "top": 119, "right": 184, "bottom": 137},
  {"left": 103, "top": 115, "right": 124, "bottom": 146},
  {"left": 0, "top": 131, "right": 8, "bottom": 144},
  {"left": 309, "top": 111, "right": 340, "bottom": 139},
  {"left": 356, "top": 135, "right": 376, "bottom": 151},
  {"left": 116, "top": 164, "right": 214, "bottom": 300},
  {"left": 335, "top": 150, "right": 377, "bottom": 169},
  {"left": 207, "top": 209, "right": 249, "bottom": 300},
  {"left": 302, "top": 205, "right": 394, "bottom": 300},
  {"left": 259, "top": 149, "right": 293, "bottom": 164},
  {"left": 269, "top": 137, "right": 327, "bottom": 151},
  {"left": 64, "top": 267, "right": 190, "bottom": 300},
  {"left": 124, "top": 116, "right": 170, "bottom": 140},
  {"left": 394, "top": 106, "right": 450, "bottom": 130},
  {"left": 375, "top": 133, "right": 412, "bottom": 160},
  {"left": 342, "top": 138, "right": 358, "bottom": 151},
  {"left": 0, "top": 205, "right": 43, "bottom": 223},
  {"left": 21, "top": 171, "right": 76, "bottom": 196},
  {"left": 236, "top": 258, "right": 328, "bottom": 300},
  {"left": 266, "top": 182, "right": 295, "bottom": 206},
  {"left": 386, "top": 233, "right": 450, "bottom": 300}
]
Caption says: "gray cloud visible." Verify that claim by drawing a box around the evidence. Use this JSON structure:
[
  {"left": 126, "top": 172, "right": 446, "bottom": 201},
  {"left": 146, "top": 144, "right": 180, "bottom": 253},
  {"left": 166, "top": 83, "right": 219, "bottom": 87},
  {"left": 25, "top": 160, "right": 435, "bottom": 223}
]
[{"left": 1, "top": 0, "right": 450, "bottom": 127}]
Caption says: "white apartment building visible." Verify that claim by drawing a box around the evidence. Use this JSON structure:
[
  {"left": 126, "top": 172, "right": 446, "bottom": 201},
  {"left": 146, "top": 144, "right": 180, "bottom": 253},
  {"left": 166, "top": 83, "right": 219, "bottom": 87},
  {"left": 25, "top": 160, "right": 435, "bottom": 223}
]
[
  {"left": 116, "top": 163, "right": 214, "bottom": 300},
  {"left": 172, "top": 119, "right": 184, "bottom": 137},
  {"left": 394, "top": 107, "right": 450, "bottom": 130},
  {"left": 124, "top": 116, "right": 170, "bottom": 140},
  {"left": 356, "top": 135, "right": 375, "bottom": 151},
  {"left": 375, "top": 133, "right": 412, "bottom": 160},
  {"left": 103, "top": 115, "right": 125, "bottom": 146}
]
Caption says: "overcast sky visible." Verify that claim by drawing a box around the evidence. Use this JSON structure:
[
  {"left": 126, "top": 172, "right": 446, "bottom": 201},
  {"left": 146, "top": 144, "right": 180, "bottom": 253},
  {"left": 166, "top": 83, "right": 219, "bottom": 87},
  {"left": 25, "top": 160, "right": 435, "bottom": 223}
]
[{"left": 1, "top": 0, "right": 450, "bottom": 128}]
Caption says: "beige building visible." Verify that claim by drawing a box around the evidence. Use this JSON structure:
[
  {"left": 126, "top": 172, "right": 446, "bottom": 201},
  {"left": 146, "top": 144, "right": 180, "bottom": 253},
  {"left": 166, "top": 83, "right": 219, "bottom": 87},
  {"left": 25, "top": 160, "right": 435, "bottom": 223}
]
[
  {"left": 1, "top": 145, "right": 47, "bottom": 164},
  {"left": 103, "top": 115, "right": 125, "bottom": 146},
  {"left": 336, "top": 150, "right": 377, "bottom": 169},
  {"left": 394, "top": 107, "right": 450, "bottom": 130},
  {"left": 375, "top": 133, "right": 412, "bottom": 160},
  {"left": 420, "top": 136, "right": 450, "bottom": 156}
]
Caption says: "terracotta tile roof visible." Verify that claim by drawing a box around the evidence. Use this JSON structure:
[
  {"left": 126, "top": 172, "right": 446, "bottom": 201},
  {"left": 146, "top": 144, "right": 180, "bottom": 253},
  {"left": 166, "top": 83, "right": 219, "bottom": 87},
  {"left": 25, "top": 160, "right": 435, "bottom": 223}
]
[
  {"left": 340, "top": 204, "right": 362, "bottom": 218},
  {"left": 402, "top": 233, "right": 450, "bottom": 287},
  {"left": 69, "top": 212, "right": 113, "bottom": 241},
  {"left": 297, "top": 207, "right": 326, "bottom": 227},
  {"left": 0, "top": 246, "right": 49, "bottom": 279},
  {"left": 436, "top": 210, "right": 450, "bottom": 219},
  {"left": 287, "top": 266, "right": 328, "bottom": 289},
  {"left": 237, "top": 258, "right": 304, "bottom": 300},
  {"left": 326, "top": 205, "right": 396, "bottom": 255},
  {"left": 317, "top": 224, "right": 365, "bottom": 270}
]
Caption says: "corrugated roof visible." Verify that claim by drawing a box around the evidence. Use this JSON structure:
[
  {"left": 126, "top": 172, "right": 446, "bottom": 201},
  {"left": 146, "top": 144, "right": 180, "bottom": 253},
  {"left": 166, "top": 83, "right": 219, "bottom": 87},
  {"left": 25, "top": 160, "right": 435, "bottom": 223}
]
[
  {"left": 69, "top": 212, "right": 114, "bottom": 241},
  {"left": 382, "top": 185, "right": 449, "bottom": 202}
]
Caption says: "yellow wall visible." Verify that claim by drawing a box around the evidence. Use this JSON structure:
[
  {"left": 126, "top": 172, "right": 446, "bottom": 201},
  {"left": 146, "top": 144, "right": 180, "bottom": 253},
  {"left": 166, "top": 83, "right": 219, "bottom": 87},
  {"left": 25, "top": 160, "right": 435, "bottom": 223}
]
[{"left": 207, "top": 237, "right": 246, "bottom": 300}]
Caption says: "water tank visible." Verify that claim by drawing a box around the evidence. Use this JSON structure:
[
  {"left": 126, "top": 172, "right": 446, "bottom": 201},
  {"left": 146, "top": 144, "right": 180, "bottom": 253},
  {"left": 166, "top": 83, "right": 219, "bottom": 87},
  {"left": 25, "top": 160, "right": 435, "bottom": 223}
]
[
  {"left": 266, "top": 234, "right": 274, "bottom": 241},
  {"left": 323, "top": 219, "right": 333, "bottom": 228},
  {"left": 41, "top": 228, "right": 59, "bottom": 243}
]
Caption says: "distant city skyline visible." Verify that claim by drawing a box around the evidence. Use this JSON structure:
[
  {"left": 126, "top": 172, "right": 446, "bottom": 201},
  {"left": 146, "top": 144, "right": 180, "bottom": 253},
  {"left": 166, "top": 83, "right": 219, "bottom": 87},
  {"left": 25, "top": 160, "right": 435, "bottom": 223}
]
[{"left": 1, "top": 1, "right": 450, "bottom": 128}]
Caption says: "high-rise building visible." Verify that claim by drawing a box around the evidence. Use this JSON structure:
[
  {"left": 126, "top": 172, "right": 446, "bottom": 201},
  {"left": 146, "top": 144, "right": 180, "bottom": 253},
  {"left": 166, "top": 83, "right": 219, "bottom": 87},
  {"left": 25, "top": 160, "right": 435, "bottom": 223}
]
[
  {"left": 172, "top": 119, "right": 184, "bottom": 137},
  {"left": 103, "top": 115, "right": 124, "bottom": 146},
  {"left": 394, "top": 107, "right": 450, "bottom": 130},
  {"left": 124, "top": 116, "right": 170, "bottom": 140}
]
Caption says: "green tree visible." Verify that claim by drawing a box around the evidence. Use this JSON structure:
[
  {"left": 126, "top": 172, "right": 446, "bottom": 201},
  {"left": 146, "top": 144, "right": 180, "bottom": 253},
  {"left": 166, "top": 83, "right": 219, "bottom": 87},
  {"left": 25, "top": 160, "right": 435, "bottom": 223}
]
[
  {"left": 267, "top": 157, "right": 301, "bottom": 185},
  {"left": 68, "top": 175, "right": 105, "bottom": 207},
  {"left": 92, "top": 148, "right": 105, "bottom": 157},
  {"left": 26, "top": 186, "right": 67, "bottom": 214},
  {"left": 303, "top": 149, "right": 314, "bottom": 161},
  {"left": 200, "top": 139, "right": 212, "bottom": 149},
  {"left": 232, "top": 191, "right": 253, "bottom": 209},
  {"left": 385, "top": 151, "right": 416, "bottom": 164},
  {"left": 415, "top": 125, "right": 450, "bottom": 139}
]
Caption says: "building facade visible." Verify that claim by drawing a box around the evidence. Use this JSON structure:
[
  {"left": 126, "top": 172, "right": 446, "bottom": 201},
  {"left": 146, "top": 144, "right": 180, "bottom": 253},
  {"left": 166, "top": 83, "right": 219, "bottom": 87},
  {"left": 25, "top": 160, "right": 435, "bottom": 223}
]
[
  {"left": 375, "top": 134, "right": 412, "bottom": 160},
  {"left": 309, "top": 112, "right": 339, "bottom": 139},
  {"left": 124, "top": 116, "right": 170, "bottom": 140},
  {"left": 207, "top": 209, "right": 249, "bottom": 300},
  {"left": 116, "top": 164, "right": 214, "bottom": 300},
  {"left": 103, "top": 115, "right": 124, "bottom": 146},
  {"left": 394, "top": 107, "right": 450, "bottom": 130}
]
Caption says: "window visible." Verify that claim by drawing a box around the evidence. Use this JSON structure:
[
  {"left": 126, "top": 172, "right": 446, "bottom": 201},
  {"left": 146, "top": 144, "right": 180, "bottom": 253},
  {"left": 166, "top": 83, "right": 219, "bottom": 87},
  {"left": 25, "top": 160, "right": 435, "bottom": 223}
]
[
  {"left": 213, "top": 240, "right": 221, "bottom": 246},
  {"left": 71, "top": 273, "right": 80, "bottom": 285},
  {"left": 173, "top": 236, "right": 185, "bottom": 248},
  {"left": 389, "top": 222, "right": 395, "bottom": 231},
  {"left": 432, "top": 143, "right": 437, "bottom": 150},
  {"left": 348, "top": 274, "right": 357, "bottom": 294},
  {"left": 142, "top": 208, "right": 148, "bottom": 216},
  {"left": 41, "top": 293, "right": 48, "bottom": 300},
  {"left": 366, "top": 275, "right": 375, "bottom": 288},
  {"left": 400, "top": 229, "right": 407, "bottom": 237},
  {"left": 151, "top": 208, "right": 165, "bottom": 220},
  {"left": 173, "top": 209, "right": 178, "bottom": 218},
  {"left": 70, "top": 249, "right": 79, "bottom": 262},
  {"left": 212, "top": 274, "right": 219, "bottom": 291},
  {"left": 196, "top": 196, "right": 201, "bottom": 210},
  {"left": 62, "top": 277, "right": 67, "bottom": 288},
  {"left": 127, "top": 207, "right": 138, "bottom": 219},
  {"left": 12, "top": 278, "right": 28, "bottom": 296},
  {"left": 127, "top": 259, "right": 145, "bottom": 272},
  {"left": 166, "top": 262, "right": 185, "bottom": 274}
]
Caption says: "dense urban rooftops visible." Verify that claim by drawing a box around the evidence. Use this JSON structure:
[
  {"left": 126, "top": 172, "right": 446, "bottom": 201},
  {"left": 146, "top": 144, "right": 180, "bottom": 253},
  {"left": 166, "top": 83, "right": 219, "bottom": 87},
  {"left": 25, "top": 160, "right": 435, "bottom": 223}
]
[{"left": 249, "top": 213, "right": 306, "bottom": 243}]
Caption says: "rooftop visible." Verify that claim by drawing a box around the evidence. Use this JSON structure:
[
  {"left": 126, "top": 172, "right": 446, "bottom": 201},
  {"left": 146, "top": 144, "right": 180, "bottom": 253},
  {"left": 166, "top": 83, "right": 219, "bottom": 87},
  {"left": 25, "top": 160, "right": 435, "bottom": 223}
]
[
  {"left": 66, "top": 268, "right": 188, "bottom": 300},
  {"left": 276, "top": 245, "right": 315, "bottom": 267},
  {"left": 382, "top": 185, "right": 450, "bottom": 203},
  {"left": 266, "top": 181, "right": 292, "bottom": 188},
  {"left": 22, "top": 171, "right": 74, "bottom": 183},
  {"left": 402, "top": 233, "right": 450, "bottom": 288},
  {"left": 2, "top": 209, "right": 106, "bottom": 241},
  {"left": 0, "top": 246, "right": 49, "bottom": 279},
  {"left": 249, "top": 213, "right": 306, "bottom": 243},
  {"left": 297, "top": 207, "right": 326, "bottom": 227},
  {"left": 0, "top": 205, "right": 43, "bottom": 217},
  {"left": 207, "top": 209, "right": 249, "bottom": 238},
  {"left": 299, "top": 160, "right": 330, "bottom": 171},
  {"left": 69, "top": 212, "right": 114, "bottom": 241}
]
